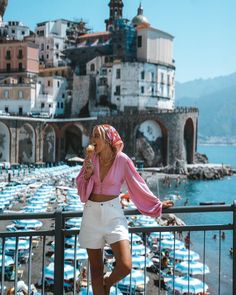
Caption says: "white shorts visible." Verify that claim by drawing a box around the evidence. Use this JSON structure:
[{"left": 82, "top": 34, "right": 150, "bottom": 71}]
[{"left": 79, "top": 198, "right": 129, "bottom": 249}]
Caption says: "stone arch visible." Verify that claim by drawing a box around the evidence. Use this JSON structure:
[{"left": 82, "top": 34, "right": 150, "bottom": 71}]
[
  {"left": 134, "top": 119, "right": 168, "bottom": 167},
  {"left": 184, "top": 118, "right": 194, "bottom": 164},
  {"left": 0, "top": 122, "right": 10, "bottom": 162},
  {"left": 61, "top": 123, "right": 89, "bottom": 160},
  {"left": 43, "top": 125, "right": 56, "bottom": 163},
  {"left": 18, "top": 123, "right": 35, "bottom": 163}
]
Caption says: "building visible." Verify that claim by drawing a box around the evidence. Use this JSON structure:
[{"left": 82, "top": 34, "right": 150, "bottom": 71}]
[
  {"left": 0, "top": 20, "right": 31, "bottom": 41},
  {"left": 66, "top": 1, "right": 175, "bottom": 116},
  {"left": 35, "top": 19, "right": 89, "bottom": 68},
  {"left": 0, "top": 40, "right": 39, "bottom": 115}
]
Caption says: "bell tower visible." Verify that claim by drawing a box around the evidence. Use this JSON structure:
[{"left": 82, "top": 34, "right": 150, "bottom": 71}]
[{"left": 105, "top": 0, "right": 124, "bottom": 30}]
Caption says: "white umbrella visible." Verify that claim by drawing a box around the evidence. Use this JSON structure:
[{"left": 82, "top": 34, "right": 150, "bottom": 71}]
[
  {"left": 13, "top": 219, "right": 43, "bottom": 229},
  {"left": 131, "top": 244, "right": 151, "bottom": 255},
  {"left": 169, "top": 248, "right": 200, "bottom": 261},
  {"left": 44, "top": 262, "right": 80, "bottom": 280},
  {"left": 132, "top": 254, "right": 153, "bottom": 269},
  {"left": 0, "top": 254, "right": 15, "bottom": 266},
  {"left": 175, "top": 261, "right": 210, "bottom": 275},
  {"left": 118, "top": 269, "right": 149, "bottom": 293},
  {"left": 65, "top": 218, "right": 82, "bottom": 228},
  {"left": 158, "top": 238, "right": 185, "bottom": 250},
  {"left": 150, "top": 231, "right": 174, "bottom": 240},
  {"left": 167, "top": 275, "right": 209, "bottom": 294}
]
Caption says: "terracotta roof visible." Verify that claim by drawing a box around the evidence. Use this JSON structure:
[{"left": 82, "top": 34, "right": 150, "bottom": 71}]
[{"left": 79, "top": 31, "right": 110, "bottom": 39}]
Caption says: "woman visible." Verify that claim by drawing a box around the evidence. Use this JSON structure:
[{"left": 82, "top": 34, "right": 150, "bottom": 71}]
[{"left": 76, "top": 124, "right": 173, "bottom": 295}]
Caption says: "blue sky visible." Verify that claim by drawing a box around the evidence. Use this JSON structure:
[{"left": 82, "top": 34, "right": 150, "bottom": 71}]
[{"left": 5, "top": 0, "right": 236, "bottom": 82}]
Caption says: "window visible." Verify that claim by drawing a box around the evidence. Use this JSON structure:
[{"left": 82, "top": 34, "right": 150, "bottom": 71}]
[
  {"left": 61, "top": 102, "right": 64, "bottom": 108},
  {"left": 18, "top": 90, "right": 23, "bottom": 99},
  {"left": 6, "top": 50, "right": 11, "bottom": 60},
  {"left": 47, "top": 45, "right": 49, "bottom": 50},
  {"left": 4, "top": 90, "right": 9, "bottom": 99},
  {"left": 161, "top": 73, "right": 164, "bottom": 84},
  {"left": 21, "top": 31, "right": 25, "bottom": 35},
  {"left": 11, "top": 29, "right": 15, "bottom": 34},
  {"left": 18, "top": 49, "right": 23, "bottom": 59},
  {"left": 56, "top": 53, "right": 59, "bottom": 59},
  {"left": 55, "top": 43, "right": 59, "bottom": 50},
  {"left": 116, "top": 68, "right": 121, "bottom": 79},
  {"left": 18, "top": 77, "right": 23, "bottom": 84},
  {"left": 57, "top": 81, "right": 60, "bottom": 87},
  {"left": 5, "top": 107, "right": 8, "bottom": 113},
  {"left": 18, "top": 63, "right": 23, "bottom": 72},
  {"left": 138, "top": 36, "right": 142, "bottom": 48},
  {"left": 19, "top": 107, "right": 23, "bottom": 115},
  {"left": 152, "top": 87, "right": 154, "bottom": 96},
  {"left": 57, "top": 102, "right": 60, "bottom": 108},
  {"left": 141, "top": 71, "right": 145, "bottom": 80},
  {"left": 49, "top": 104, "right": 52, "bottom": 108},
  {"left": 41, "top": 102, "right": 45, "bottom": 108},
  {"left": 101, "top": 68, "right": 107, "bottom": 76},
  {"left": 62, "top": 93, "right": 65, "bottom": 98},
  {"left": 41, "top": 44, "right": 44, "bottom": 51},
  {"left": 115, "top": 85, "right": 120, "bottom": 95},
  {"left": 48, "top": 80, "right": 51, "bottom": 87},
  {"left": 141, "top": 86, "right": 145, "bottom": 94},
  {"left": 6, "top": 63, "right": 11, "bottom": 72},
  {"left": 90, "top": 63, "right": 95, "bottom": 72}
]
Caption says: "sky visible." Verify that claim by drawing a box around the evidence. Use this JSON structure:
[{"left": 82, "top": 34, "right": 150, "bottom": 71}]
[{"left": 4, "top": 0, "right": 236, "bottom": 82}]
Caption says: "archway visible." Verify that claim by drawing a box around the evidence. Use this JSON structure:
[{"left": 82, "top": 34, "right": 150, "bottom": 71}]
[
  {"left": 135, "top": 120, "right": 166, "bottom": 167},
  {"left": 184, "top": 118, "right": 194, "bottom": 164},
  {"left": 18, "top": 123, "right": 35, "bottom": 163},
  {"left": 43, "top": 125, "right": 56, "bottom": 163},
  {"left": 0, "top": 122, "right": 10, "bottom": 162},
  {"left": 63, "top": 124, "right": 85, "bottom": 160}
]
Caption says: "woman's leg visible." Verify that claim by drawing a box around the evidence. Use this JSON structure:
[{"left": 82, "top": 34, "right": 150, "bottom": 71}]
[
  {"left": 104, "top": 240, "right": 132, "bottom": 295},
  {"left": 87, "top": 248, "right": 105, "bottom": 295}
]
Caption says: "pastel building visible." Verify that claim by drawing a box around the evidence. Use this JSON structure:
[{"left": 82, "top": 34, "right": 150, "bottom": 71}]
[
  {"left": 0, "top": 21, "right": 30, "bottom": 41},
  {"left": 67, "top": 1, "right": 175, "bottom": 116},
  {"left": 0, "top": 40, "right": 39, "bottom": 115}
]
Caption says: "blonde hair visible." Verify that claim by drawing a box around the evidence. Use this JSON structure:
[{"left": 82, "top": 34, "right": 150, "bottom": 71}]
[{"left": 91, "top": 125, "right": 117, "bottom": 154}]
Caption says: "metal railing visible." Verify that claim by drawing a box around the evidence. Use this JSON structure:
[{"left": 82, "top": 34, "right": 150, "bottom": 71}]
[{"left": 0, "top": 203, "right": 235, "bottom": 294}]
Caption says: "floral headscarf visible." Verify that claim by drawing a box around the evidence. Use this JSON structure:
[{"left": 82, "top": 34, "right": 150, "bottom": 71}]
[{"left": 101, "top": 124, "right": 124, "bottom": 152}]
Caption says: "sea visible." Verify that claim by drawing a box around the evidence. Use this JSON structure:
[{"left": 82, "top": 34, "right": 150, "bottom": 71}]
[{"left": 158, "top": 145, "right": 236, "bottom": 295}]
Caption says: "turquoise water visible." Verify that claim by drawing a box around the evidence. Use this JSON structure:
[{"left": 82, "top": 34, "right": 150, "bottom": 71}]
[{"left": 160, "top": 145, "right": 236, "bottom": 295}]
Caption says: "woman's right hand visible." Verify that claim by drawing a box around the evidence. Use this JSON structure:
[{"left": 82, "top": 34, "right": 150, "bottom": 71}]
[{"left": 83, "top": 157, "right": 94, "bottom": 180}]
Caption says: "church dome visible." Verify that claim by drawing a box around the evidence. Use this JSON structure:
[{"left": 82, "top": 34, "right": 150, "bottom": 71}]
[{"left": 132, "top": 3, "right": 150, "bottom": 27}]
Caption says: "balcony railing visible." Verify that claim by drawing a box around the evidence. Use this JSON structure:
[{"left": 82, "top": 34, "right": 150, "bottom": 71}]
[{"left": 0, "top": 204, "right": 235, "bottom": 294}]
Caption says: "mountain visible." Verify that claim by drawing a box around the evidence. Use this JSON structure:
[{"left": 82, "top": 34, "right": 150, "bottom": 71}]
[
  {"left": 176, "top": 73, "right": 236, "bottom": 141},
  {"left": 175, "top": 72, "right": 236, "bottom": 100}
]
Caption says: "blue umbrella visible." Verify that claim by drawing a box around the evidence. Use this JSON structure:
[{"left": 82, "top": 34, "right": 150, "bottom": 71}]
[
  {"left": 129, "top": 233, "right": 143, "bottom": 243},
  {"left": 175, "top": 261, "right": 210, "bottom": 275},
  {"left": 13, "top": 219, "right": 43, "bottom": 229},
  {"left": 150, "top": 231, "right": 174, "bottom": 240},
  {"left": 169, "top": 248, "right": 200, "bottom": 261},
  {"left": 132, "top": 254, "right": 153, "bottom": 269},
  {"left": 158, "top": 238, "right": 185, "bottom": 250},
  {"left": 50, "top": 248, "right": 88, "bottom": 262},
  {"left": 4, "top": 238, "right": 30, "bottom": 250},
  {"left": 131, "top": 244, "right": 150, "bottom": 255},
  {"left": 44, "top": 262, "right": 80, "bottom": 281},
  {"left": 66, "top": 217, "right": 82, "bottom": 228},
  {"left": 167, "top": 275, "right": 209, "bottom": 294},
  {"left": 0, "top": 254, "right": 14, "bottom": 266},
  {"left": 118, "top": 269, "right": 149, "bottom": 293}
]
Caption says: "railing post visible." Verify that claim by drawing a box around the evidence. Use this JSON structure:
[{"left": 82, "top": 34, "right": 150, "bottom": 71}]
[
  {"left": 54, "top": 210, "right": 64, "bottom": 295},
  {"left": 233, "top": 201, "right": 236, "bottom": 295}
]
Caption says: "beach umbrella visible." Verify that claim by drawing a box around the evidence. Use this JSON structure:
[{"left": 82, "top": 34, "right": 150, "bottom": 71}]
[
  {"left": 65, "top": 236, "right": 80, "bottom": 247},
  {"left": 131, "top": 244, "right": 151, "bottom": 255},
  {"left": 65, "top": 217, "right": 82, "bottom": 228},
  {"left": 118, "top": 269, "right": 149, "bottom": 293},
  {"left": 64, "top": 204, "right": 83, "bottom": 211},
  {"left": 44, "top": 262, "right": 80, "bottom": 280},
  {"left": 4, "top": 238, "right": 30, "bottom": 250},
  {"left": 166, "top": 275, "right": 209, "bottom": 294},
  {"left": 23, "top": 205, "right": 47, "bottom": 213},
  {"left": 169, "top": 248, "right": 200, "bottom": 261},
  {"left": 132, "top": 254, "right": 153, "bottom": 269},
  {"left": 135, "top": 215, "right": 159, "bottom": 227},
  {"left": 129, "top": 233, "right": 143, "bottom": 243},
  {"left": 79, "top": 286, "right": 122, "bottom": 295},
  {"left": 0, "top": 254, "right": 14, "bottom": 266},
  {"left": 158, "top": 238, "right": 185, "bottom": 250},
  {"left": 13, "top": 219, "right": 43, "bottom": 229},
  {"left": 51, "top": 248, "right": 88, "bottom": 262},
  {"left": 150, "top": 231, "right": 174, "bottom": 240},
  {"left": 175, "top": 261, "right": 210, "bottom": 275}
]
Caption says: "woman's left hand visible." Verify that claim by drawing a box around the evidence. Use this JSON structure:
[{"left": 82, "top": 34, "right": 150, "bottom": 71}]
[{"left": 162, "top": 200, "right": 174, "bottom": 208}]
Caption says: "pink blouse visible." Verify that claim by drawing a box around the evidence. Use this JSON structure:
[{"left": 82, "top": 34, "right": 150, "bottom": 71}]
[{"left": 76, "top": 152, "right": 162, "bottom": 217}]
